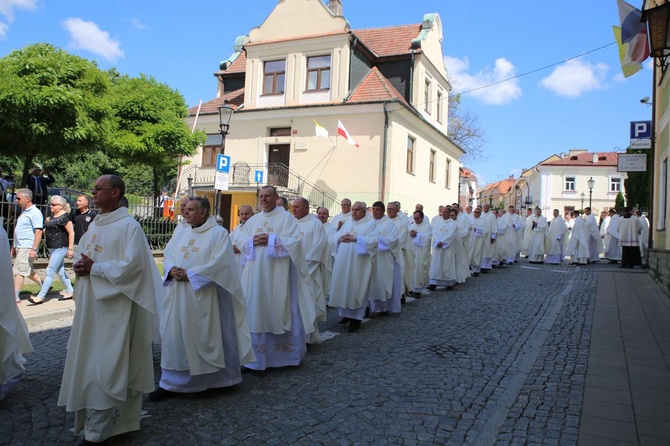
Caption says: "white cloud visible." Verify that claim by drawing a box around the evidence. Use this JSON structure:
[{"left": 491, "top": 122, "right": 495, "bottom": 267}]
[
  {"left": 539, "top": 58, "right": 608, "bottom": 97},
  {"left": 0, "top": 0, "right": 36, "bottom": 37},
  {"left": 62, "top": 17, "right": 124, "bottom": 62},
  {"left": 444, "top": 55, "right": 522, "bottom": 105},
  {"left": 130, "top": 18, "right": 149, "bottom": 30}
]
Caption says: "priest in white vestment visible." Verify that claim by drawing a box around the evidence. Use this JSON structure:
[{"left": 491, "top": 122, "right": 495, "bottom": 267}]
[
  {"left": 430, "top": 205, "right": 445, "bottom": 227},
  {"left": 528, "top": 208, "right": 548, "bottom": 263},
  {"left": 619, "top": 207, "right": 642, "bottom": 268},
  {"left": 331, "top": 198, "right": 352, "bottom": 231},
  {"left": 497, "top": 206, "right": 522, "bottom": 265},
  {"left": 636, "top": 210, "right": 649, "bottom": 264},
  {"left": 545, "top": 209, "right": 568, "bottom": 264},
  {"left": 604, "top": 210, "right": 622, "bottom": 263},
  {"left": 584, "top": 207, "right": 604, "bottom": 263},
  {"left": 329, "top": 202, "right": 379, "bottom": 333},
  {"left": 599, "top": 211, "right": 610, "bottom": 251},
  {"left": 568, "top": 211, "right": 590, "bottom": 264},
  {"left": 408, "top": 210, "right": 432, "bottom": 297},
  {"left": 231, "top": 205, "right": 254, "bottom": 276},
  {"left": 240, "top": 186, "right": 317, "bottom": 370},
  {"left": 293, "top": 198, "right": 330, "bottom": 343},
  {"left": 59, "top": 175, "right": 162, "bottom": 444},
  {"left": 467, "top": 208, "right": 489, "bottom": 276},
  {"left": 520, "top": 208, "right": 534, "bottom": 257},
  {"left": 0, "top": 226, "right": 32, "bottom": 400},
  {"left": 480, "top": 204, "right": 498, "bottom": 271},
  {"left": 388, "top": 202, "right": 413, "bottom": 300},
  {"left": 369, "top": 202, "right": 403, "bottom": 314},
  {"left": 150, "top": 198, "right": 255, "bottom": 402},
  {"left": 317, "top": 206, "right": 337, "bottom": 299},
  {"left": 428, "top": 211, "right": 459, "bottom": 290},
  {"left": 450, "top": 209, "right": 473, "bottom": 283}
]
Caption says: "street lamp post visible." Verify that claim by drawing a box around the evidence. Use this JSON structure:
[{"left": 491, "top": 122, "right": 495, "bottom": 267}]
[
  {"left": 587, "top": 177, "right": 595, "bottom": 209},
  {"left": 214, "top": 103, "right": 234, "bottom": 223},
  {"left": 581, "top": 192, "right": 585, "bottom": 209}
]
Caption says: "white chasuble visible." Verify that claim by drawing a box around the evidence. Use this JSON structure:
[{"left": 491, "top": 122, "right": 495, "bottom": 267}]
[
  {"left": 161, "top": 216, "right": 254, "bottom": 377},
  {"left": 329, "top": 214, "right": 379, "bottom": 310},
  {"left": 297, "top": 214, "right": 331, "bottom": 320},
  {"left": 58, "top": 207, "right": 162, "bottom": 441},
  {"left": 408, "top": 219, "right": 432, "bottom": 292}
]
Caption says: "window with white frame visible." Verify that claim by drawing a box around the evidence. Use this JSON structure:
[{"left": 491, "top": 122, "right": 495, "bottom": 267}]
[
  {"left": 306, "top": 55, "right": 331, "bottom": 91},
  {"left": 445, "top": 158, "right": 451, "bottom": 189},
  {"left": 429, "top": 149, "right": 436, "bottom": 183},
  {"left": 263, "top": 60, "right": 286, "bottom": 95},
  {"left": 436, "top": 90, "right": 443, "bottom": 123},
  {"left": 610, "top": 177, "right": 622, "bottom": 192},
  {"left": 564, "top": 176, "right": 575, "bottom": 191},
  {"left": 424, "top": 77, "right": 431, "bottom": 114}
]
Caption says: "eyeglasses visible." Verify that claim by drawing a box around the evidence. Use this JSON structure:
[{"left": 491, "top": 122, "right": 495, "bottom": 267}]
[
  {"left": 92, "top": 186, "right": 114, "bottom": 191},
  {"left": 49, "top": 203, "right": 62, "bottom": 207}
]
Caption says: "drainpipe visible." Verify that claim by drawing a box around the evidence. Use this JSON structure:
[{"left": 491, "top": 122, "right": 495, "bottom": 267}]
[
  {"left": 381, "top": 102, "right": 389, "bottom": 202},
  {"left": 408, "top": 49, "right": 414, "bottom": 103}
]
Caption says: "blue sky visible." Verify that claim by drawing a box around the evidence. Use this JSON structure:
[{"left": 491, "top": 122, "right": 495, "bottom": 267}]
[{"left": 0, "top": 0, "right": 653, "bottom": 186}]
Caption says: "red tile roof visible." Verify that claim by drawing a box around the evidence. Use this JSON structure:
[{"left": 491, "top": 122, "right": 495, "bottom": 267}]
[
  {"left": 347, "top": 67, "right": 408, "bottom": 106},
  {"left": 353, "top": 24, "right": 422, "bottom": 57},
  {"left": 541, "top": 152, "right": 618, "bottom": 167},
  {"left": 216, "top": 52, "right": 247, "bottom": 75},
  {"left": 188, "top": 88, "right": 245, "bottom": 115},
  {"left": 460, "top": 166, "right": 476, "bottom": 178}
]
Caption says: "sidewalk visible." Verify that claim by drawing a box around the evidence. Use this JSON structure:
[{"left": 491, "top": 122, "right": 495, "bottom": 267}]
[
  {"left": 17, "top": 291, "right": 75, "bottom": 328},
  {"left": 579, "top": 269, "right": 670, "bottom": 445}
]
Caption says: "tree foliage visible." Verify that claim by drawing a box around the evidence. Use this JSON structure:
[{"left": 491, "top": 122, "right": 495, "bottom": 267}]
[
  {"left": 448, "top": 91, "right": 487, "bottom": 164},
  {"left": 0, "top": 43, "right": 111, "bottom": 184},
  {"left": 615, "top": 191, "right": 625, "bottom": 212}
]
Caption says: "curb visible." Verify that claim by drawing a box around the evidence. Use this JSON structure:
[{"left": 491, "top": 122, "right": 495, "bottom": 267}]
[{"left": 24, "top": 307, "right": 75, "bottom": 328}]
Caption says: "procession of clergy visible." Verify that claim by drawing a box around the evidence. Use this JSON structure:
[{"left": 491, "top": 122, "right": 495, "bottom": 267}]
[{"left": 0, "top": 175, "right": 652, "bottom": 444}]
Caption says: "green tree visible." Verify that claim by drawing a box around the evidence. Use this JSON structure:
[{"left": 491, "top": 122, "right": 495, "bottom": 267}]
[
  {"left": 0, "top": 43, "right": 111, "bottom": 185},
  {"left": 615, "top": 191, "right": 625, "bottom": 212},
  {"left": 106, "top": 73, "right": 204, "bottom": 199}
]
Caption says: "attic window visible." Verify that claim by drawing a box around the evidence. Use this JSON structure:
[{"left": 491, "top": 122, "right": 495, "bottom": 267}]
[
  {"left": 599, "top": 156, "right": 607, "bottom": 161},
  {"left": 570, "top": 156, "right": 578, "bottom": 160}
]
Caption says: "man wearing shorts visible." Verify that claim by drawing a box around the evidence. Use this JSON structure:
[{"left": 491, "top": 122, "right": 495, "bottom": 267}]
[{"left": 12, "top": 189, "right": 44, "bottom": 303}]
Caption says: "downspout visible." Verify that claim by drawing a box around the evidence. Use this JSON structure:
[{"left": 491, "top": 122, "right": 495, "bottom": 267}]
[
  {"left": 381, "top": 102, "right": 389, "bottom": 202},
  {"left": 409, "top": 49, "right": 414, "bottom": 103}
]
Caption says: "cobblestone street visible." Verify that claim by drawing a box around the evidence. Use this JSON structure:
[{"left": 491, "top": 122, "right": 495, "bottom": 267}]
[{"left": 0, "top": 261, "right": 664, "bottom": 445}]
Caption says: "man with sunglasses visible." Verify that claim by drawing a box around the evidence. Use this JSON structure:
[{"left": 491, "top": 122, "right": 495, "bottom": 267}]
[{"left": 58, "top": 175, "right": 162, "bottom": 445}]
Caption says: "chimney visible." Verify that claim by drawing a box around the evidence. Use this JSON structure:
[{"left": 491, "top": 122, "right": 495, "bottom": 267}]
[
  {"left": 328, "top": 0, "right": 343, "bottom": 16},
  {"left": 592, "top": 153, "right": 598, "bottom": 163}
]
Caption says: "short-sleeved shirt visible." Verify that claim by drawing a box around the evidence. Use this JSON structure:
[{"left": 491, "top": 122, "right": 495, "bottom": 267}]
[
  {"left": 13, "top": 205, "right": 44, "bottom": 248},
  {"left": 73, "top": 209, "right": 98, "bottom": 244}
]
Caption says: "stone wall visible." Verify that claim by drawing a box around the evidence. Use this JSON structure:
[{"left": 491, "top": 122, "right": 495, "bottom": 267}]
[{"left": 648, "top": 249, "right": 670, "bottom": 296}]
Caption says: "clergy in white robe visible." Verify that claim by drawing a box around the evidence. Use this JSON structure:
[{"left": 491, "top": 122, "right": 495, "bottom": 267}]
[
  {"left": 467, "top": 208, "right": 489, "bottom": 275},
  {"left": 430, "top": 206, "right": 445, "bottom": 227},
  {"left": 151, "top": 199, "right": 255, "bottom": 401},
  {"left": 520, "top": 208, "right": 534, "bottom": 257},
  {"left": 545, "top": 209, "right": 568, "bottom": 264},
  {"left": 619, "top": 208, "right": 642, "bottom": 268},
  {"left": 408, "top": 210, "right": 432, "bottom": 296},
  {"left": 636, "top": 210, "right": 649, "bottom": 264},
  {"left": 428, "top": 213, "right": 460, "bottom": 289},
  {"left": 599, "top": 212, "right": 610, "bottom": 251},
  {"left": 450, "top": 209, "right": 473, "bottom": 284},
  {"left": 230, "top": 205, "right": 254, "bottom": 276},
  {"left": 528, "top": 208, "right": 548, "bottom": 263},
  {"left": 329, "top": 202, "right": 379, "bottom": 333},
  {"left": 369, "top": 202, "right": 403, "bottom": 314},
  {"left": 293, "top": 198, "right": 330, "bottom": 343},
  {"left": 584, "top": 208, "right": 604, "bottom": 262},
  {"left": 0, "top": 226, "right": 32, "bottom": 400},
  {"left": 331, "top": 198, "right": 352, "bottom": 231},
  {"left": 59, "top": 175, "right": 162, "bottom": 444},
  {"left": 568, "top": 211, "right": 590, "bottom": 264},
  {"left": 480, "top": 204, "right": 498, "bottom": 271},
  {"left": 497, "top": 206, "right": 522, "bottom": 265},
  {"left": 240, "top": 186, "right": 317, "bottom": 370},
  {"left": 388, "top": 202, "right": 413, "bottom": 298},
  {"left": 604, "top": 210, "right": 622, "bottom": 262},
  {"left": 317, "top": 206, "right": 337, "bottom": 299}
]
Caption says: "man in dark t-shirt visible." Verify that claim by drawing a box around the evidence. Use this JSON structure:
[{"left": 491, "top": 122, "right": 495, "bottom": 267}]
[{"left": 72, "top": 195, "right": 98, "bottom": 244}]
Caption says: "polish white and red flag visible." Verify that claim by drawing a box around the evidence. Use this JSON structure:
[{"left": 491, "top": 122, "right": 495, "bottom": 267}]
[{"left": 337, "top": 119, "right": 359, "bottom": 148}]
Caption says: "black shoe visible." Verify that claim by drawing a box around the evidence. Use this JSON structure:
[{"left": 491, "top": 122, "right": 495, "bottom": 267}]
[
  {"left": 473, "top": 272, "right": 480, "bottom": 277},
  {"left": 348, "top": 320, "right": 361, "bottom": 333},
  {"left": 79, "top": 439, "right": 108, "bottom": 445},
  {"left": 412, "top": 291, "right": 422, "bottom": 299},
  {"left": 401, "top": 295, "right": 406, "bottom": 305},
  {"left": 338, "top": 317, "right": 350, "bottom": 324},
  {"left": 364, "top": 307, "right": 370, "bottom": 318},
  {"left": 148, "top": 387, "right": 176, "bottom": 402},
  {"left": 427, "top": 285, "right": 437, "bottom": 291},
  {"left": 446, "top": 285, "right": 454, "bottom": 290}
]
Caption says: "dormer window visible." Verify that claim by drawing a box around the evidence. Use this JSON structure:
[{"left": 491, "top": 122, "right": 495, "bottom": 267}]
[
  {"left": 306, "top": 55, "right": 331, "bottom": 91},
  {"left": 263, "top": 60, "right": 286, "bottom": 95}
]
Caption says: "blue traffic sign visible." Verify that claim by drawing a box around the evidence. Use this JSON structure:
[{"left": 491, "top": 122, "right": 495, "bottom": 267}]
[
  {"left": 216, "top": 154, "right": 231, "bottom": 173},
  {"left": 630, "top": 121, "right": 651, "bottom": 139},
  {"left": 254, "top": 170, "right": 264, "bottom": 183}
]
